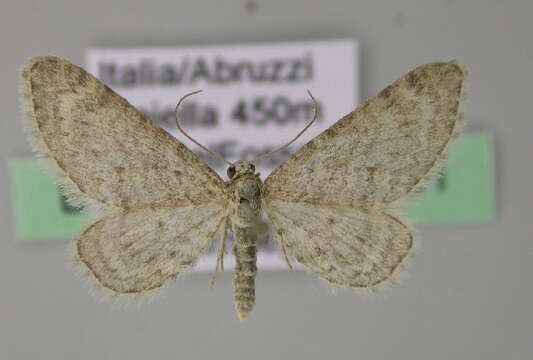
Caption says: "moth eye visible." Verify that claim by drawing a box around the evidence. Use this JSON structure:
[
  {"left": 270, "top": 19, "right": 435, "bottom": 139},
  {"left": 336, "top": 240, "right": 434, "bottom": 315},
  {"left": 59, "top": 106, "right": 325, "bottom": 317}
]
[
  {"left": 250, "top": 164, "right": 255, "bottom": 171},
  {"left": 227, "top": 166, "right": 236, "bottom": 179}
]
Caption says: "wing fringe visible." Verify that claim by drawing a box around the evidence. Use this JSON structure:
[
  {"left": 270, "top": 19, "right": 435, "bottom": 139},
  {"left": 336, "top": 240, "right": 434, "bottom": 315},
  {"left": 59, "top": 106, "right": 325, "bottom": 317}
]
[
  {"left": 393, "top": 61, "right": 469, "bottom": 209},
  {"left": 68, "top": 210, "right": 227, "bottom": 306},
  {"left": 19, "top": 56, "right": 107, "bottom": 214}
]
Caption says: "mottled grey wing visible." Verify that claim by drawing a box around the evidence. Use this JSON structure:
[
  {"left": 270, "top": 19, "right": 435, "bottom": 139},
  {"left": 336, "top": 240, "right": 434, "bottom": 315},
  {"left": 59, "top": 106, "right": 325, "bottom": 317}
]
[
  {"left": 264, "top": 61, "right": 466, "bottom": 288},
  {"left": 20, "top": 56, "right": 226, "bottom": 211},
  {"left": 76, "top": 204, "right": 226, "bottom": 298},
  {"left": 267, "top": 202, "right": 412, "bottom": 287},
  {"left": 264, "top": 61, "right": 467, "bottom": 208}
]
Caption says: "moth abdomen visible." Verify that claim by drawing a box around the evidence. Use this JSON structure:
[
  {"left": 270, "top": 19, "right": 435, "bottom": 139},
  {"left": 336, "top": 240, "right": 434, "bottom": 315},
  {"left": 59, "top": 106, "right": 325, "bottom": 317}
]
[{"left": 232, "top": 226, "right": 257, "bottom": 322}]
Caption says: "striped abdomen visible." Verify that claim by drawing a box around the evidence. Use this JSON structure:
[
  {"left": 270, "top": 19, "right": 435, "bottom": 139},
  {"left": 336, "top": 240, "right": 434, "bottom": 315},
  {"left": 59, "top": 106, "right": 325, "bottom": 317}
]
[{"left": 232, "top": 225, "right": 257, "bottom": 322}]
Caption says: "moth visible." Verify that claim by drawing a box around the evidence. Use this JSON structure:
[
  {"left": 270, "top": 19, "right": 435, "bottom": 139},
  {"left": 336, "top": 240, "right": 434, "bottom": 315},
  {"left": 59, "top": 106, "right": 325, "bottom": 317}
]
[{"left": 20, "top": 56, "right": 466, "bottom": 321}]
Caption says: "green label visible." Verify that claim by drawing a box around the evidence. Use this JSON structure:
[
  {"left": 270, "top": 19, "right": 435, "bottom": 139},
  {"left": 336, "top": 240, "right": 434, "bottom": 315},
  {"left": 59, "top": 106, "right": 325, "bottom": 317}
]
[
  {"left": 407, "top": 133, "right": 495, "bottom": 224},
  {"left": 9, "top": 133, "right": 495, "bottom": 241},
  {"left": 9, "top": 158, "right": 91, "bottom": 242}
]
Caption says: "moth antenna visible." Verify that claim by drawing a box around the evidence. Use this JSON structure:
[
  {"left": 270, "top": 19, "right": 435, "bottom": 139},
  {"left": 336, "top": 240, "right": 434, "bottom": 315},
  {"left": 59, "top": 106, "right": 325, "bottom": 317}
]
[
  {"left": 175, "top": 90, "right": 233, "bottom": 166},
  {"left": 253, "top": 90, "right": 318, "bottom": 165}
]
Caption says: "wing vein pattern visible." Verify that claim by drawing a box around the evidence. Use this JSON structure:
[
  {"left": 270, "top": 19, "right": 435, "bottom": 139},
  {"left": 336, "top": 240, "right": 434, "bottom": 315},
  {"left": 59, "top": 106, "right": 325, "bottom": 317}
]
[
  {"left": 77, "top": 205, "right": 226, "bottom": 295},
  {"left": 265, "top": 61, "right": 466, "bottom": 208},
  {"left": 20, "top": 56, "right": 228, "bottom": 298},
  {"left": 265, "top": 61, "right": 466, "bottom": 288},
  {"left": 21, "top": 56, "right": 226, "bottom": 211},
  {"left": 267, "top": 202, "right": 413, "bottom": 287}
]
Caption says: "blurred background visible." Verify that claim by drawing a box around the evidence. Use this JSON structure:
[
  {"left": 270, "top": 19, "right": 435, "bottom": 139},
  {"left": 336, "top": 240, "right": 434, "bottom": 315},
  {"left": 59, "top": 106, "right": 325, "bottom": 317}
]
[{"left": 1, "top": 1, "right": 532, "bottom": 359}]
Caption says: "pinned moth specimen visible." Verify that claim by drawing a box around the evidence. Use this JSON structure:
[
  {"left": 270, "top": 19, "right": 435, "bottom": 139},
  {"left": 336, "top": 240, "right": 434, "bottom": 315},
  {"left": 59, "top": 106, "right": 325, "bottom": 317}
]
[{"left": 20, "top": 56, "right": 466, "bottom": 321}]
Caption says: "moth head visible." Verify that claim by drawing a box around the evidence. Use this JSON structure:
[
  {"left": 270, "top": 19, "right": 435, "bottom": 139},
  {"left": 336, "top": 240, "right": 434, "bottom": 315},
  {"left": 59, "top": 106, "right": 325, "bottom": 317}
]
[{"left": 227, "top": 160, "right": 256, "bottom": 180}]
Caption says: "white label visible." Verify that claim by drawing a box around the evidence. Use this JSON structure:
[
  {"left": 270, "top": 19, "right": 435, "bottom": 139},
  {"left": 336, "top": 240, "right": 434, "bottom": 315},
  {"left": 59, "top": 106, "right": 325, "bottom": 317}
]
[{"left": 86, "top": 39, "right": 359, "bottom": 271}]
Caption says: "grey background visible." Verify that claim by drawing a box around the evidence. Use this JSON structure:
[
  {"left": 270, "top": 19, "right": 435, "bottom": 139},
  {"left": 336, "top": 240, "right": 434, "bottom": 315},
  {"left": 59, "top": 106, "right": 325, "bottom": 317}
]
[{"left": 1, "top": 0, "right": 532, "bottom": 359}]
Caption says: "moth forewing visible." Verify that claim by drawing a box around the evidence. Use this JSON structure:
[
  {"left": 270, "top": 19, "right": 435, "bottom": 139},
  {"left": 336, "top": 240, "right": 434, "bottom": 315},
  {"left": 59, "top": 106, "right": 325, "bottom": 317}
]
[
  {"left": 20, "top": 56, "right": 227, "bottom": 212},
  {"left": 264, "top": 61, "right": 467, "bottom": 207}
]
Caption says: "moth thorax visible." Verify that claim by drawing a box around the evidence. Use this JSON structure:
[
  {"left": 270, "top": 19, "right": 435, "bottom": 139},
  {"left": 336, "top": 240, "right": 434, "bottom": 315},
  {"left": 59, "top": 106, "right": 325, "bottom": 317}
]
[{"left": 235, "top": 178, "right": 262, "bottom": 218}]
